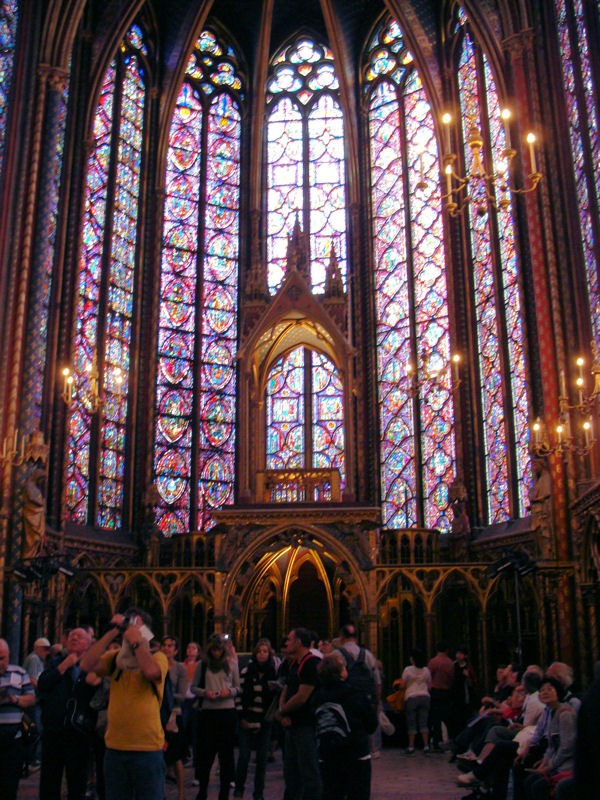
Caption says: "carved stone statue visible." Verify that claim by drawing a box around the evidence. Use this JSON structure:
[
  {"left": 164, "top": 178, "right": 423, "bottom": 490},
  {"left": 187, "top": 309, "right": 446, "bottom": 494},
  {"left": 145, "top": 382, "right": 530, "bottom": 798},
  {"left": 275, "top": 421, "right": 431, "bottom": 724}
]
[
  {"left": 529, "top": 457, "right": 554, "bottom": 559},
  {"left": 448, "top": 478, "right": 470, "bottom": 559},
  {"left": 141, "top": 484, "right": 161, "bottom": 567},
  {"left": 23, "top": 467, "right": 47, "bottom": 558}
]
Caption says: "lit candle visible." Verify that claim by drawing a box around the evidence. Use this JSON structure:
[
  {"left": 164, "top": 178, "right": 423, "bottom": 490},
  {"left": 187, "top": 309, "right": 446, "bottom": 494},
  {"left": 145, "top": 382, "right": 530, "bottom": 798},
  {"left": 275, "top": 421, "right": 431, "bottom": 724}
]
[
  {"left": 441, "top": 113, "right": 452, "bottom": 155},
  {"left": 501, "top": 108, "right": 512, "bottom": 149},
  {"left": 532, "top": 419, "right": 541, "bottom": 445},
  {"left": 452, "top": 353, "right": 461, "bottom": 383},
  {"left": 526, "top": 133, "right": 536, "bottom": 173},
  {"left": 445, "top": 163, "right": 452, "bottom": 195},
  {"left": 556, "top": 424, "right": 563, "bottom": 443},
  {"left": 576, "top": 357, "right": 585, "bottom": 405},
  {"left": 584, "top": 419, "right": 591, "bottom": 448}
]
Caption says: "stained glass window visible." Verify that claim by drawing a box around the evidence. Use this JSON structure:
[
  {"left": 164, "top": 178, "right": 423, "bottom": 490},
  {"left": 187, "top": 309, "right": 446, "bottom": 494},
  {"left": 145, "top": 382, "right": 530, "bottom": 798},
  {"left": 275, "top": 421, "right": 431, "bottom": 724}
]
[
  {"left": 266, "top": 346, "right": 345, "bottom": 481},
  {"left": 266, "top": 38, "right": 347, "bottom": 294},
  {"left": 366, "top": 17, "right": 455, "bottom": 532},
  {"left": 555, "top": 0, "right": 600, "bottom": 348},
  {"left": 456, "top": 10, "right": 530, "bottom": 521},
  {"left": 65, "top": 26, "right": 147, "bottom": 528},
  {"left": 33, "top": 73, "right": 70, "bottom": 419},
  {"left": 0, "top": 1, "right": 19, "bottom": 183},
  {"left": 154, "top": 29, "right": 243, "bottom": 536}
]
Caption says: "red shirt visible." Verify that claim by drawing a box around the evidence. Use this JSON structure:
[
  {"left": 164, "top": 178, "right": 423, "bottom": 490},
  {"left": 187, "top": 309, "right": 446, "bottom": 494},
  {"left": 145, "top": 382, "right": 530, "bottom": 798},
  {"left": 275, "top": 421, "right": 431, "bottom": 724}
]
[{"left": 428, "top": 653, "right": 455, "bottom": 690}]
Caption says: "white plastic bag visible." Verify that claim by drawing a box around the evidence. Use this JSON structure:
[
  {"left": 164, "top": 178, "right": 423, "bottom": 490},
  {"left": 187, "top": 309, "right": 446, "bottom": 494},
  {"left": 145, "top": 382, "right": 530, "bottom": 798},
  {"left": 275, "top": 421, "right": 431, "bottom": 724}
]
[{"left": 379, "top": 709, "right": 395, "bottom": 736}]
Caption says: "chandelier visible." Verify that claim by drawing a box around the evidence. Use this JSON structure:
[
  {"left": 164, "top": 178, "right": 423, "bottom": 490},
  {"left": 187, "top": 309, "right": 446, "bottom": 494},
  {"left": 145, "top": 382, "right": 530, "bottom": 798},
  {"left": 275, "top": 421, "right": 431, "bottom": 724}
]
[
  {"left": 531, "top": 342, "right": 600, "bottom": 459},
  {"left": 438, "top": 109, "right": 541, "bottom": 217}
]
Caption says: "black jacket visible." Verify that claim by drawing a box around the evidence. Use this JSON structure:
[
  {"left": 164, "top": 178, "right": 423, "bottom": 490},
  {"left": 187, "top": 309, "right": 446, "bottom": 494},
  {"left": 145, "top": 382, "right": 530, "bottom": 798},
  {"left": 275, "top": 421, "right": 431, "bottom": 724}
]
[{"left": 37, "top": 654, "right": 96, "bottom": 733}]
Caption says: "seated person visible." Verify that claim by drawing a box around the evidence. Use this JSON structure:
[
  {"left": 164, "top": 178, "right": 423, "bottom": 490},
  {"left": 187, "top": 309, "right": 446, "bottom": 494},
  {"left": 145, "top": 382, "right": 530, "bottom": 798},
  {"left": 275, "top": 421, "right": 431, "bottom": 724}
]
[
  {"left": 452, "top": 664, "right": 523, "bottom": 760},
  {"left": 457, "top": 676, "right": 576, "bottom": 800},
  {"left": 522, "top": 677, "right": 576, "bottom": 800}
]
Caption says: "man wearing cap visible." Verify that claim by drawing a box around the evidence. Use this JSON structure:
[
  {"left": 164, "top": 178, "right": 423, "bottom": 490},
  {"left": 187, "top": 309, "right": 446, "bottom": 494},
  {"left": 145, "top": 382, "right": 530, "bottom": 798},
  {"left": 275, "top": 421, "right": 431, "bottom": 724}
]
[
  {"left": 23, "top": 636, "right": 51, "bottom": 683},
  {"left": 23, "top": 636, "right": 51, "bottom": 767},
  {"left": 0, "top": 637, "right": 36, "bottom": 800}
]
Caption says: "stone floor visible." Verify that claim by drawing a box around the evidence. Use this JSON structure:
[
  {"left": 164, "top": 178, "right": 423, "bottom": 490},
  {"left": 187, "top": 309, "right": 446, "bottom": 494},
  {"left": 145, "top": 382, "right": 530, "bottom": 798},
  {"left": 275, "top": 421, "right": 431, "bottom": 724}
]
[{"left": 17, "top": 746, "right": 469, "bottom": 800}]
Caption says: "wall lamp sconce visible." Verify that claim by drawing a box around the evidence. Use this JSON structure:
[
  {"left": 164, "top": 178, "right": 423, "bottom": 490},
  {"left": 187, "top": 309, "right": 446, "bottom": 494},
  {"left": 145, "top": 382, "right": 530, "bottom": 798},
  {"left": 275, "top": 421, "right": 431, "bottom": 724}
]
[
  {"left": 531, "top": 341, "right": 600, "bottom": 459},
  {"left": 0, "top": 429, "right": 27, "bottom": 470},
  {"left": 62, "top": 351, "right": 123, "bottom": 413},
  {"left": 406, "top": 351, "right": 462, "bottom": 398}
]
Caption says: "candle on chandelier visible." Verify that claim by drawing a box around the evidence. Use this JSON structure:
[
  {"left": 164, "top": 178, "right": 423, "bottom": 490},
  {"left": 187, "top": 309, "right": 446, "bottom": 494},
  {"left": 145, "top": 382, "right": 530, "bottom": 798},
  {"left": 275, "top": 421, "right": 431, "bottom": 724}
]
[
  {"left": 441, "top": 113, "right": 452, "bottom": 154},
  {"left": 445, "top": 163, "right": 452, "bottom": 195},
  {"left": 452, "top": 353, "right": 461, "bottom": 383},
  {"left": 556, "top": 424, "right": 563, "bottom": 443},
  {"left": 583, "top": 419, "right": 592, "bottom": 448},
  {"left": 526, "top": 132, "right": 537, "bottom": 173}
]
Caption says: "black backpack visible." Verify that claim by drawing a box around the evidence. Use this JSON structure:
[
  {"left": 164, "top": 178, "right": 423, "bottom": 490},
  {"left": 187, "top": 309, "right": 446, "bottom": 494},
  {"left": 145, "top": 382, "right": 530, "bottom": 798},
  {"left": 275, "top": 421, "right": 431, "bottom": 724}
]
[
  {"left": 314, "top": 700, "right": 351, "bottom": 756},
  {"left": 157, "top": 671, "right": 175, "bottom": 730},
  {"left": 338, "top": 647, "right": 376, "bottom": 703}
]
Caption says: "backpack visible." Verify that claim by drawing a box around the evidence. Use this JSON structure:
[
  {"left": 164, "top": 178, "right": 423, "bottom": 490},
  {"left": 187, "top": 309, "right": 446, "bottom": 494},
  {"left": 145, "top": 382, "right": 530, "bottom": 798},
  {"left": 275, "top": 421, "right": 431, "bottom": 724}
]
[
  {"left": 314, "top": 700, "right": 351, "bottom": 756},
  {"left": 157, "top": 671, "right": 175, "bottom": 730},
  {"left": 338, "top": 647, "right": 376, "bottom": 702}
]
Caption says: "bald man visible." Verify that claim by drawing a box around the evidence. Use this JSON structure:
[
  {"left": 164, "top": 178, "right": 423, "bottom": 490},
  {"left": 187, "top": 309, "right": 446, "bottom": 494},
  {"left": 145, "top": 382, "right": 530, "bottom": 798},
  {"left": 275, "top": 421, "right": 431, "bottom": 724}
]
[
  {"left": 37, "top": 627, "right": 97, "bottom": 800},
  {"left": 0, "top": 638, "right": 35, "bottom": 800}
]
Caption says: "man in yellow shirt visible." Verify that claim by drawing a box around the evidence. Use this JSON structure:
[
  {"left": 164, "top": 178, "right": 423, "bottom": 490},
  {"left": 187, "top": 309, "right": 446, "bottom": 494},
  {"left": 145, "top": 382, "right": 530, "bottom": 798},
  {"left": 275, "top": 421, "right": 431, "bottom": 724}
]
[{"left": 80, "top": 607, "right": 168, "bottom": 800}]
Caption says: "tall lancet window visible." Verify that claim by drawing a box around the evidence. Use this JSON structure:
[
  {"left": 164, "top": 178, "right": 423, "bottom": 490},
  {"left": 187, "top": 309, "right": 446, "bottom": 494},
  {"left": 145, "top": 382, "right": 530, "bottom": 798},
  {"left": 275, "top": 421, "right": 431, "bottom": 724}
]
[
  {"left": 153, "top": 29, "right": 243, "bottom": 536},
  {"left": 366, "top": 17, "right": 455, "bottom": 531},
  {"left": 266, "top": 346, "right": 345, "bottom": 485},
  {"left": 455, "top": 8, "right": 530, "bottom": 521},
  {"left": 266, "top": 36, "right": 347, "bottom": 294},
  {"left": 0, "top": 1, "right": 19, "bottom": 184},
  {"left": 66, "top": 25, "right": 148, "bottom": 528},
  {"left": 555, "top": 0, "right": 600, "bottom": 347}
]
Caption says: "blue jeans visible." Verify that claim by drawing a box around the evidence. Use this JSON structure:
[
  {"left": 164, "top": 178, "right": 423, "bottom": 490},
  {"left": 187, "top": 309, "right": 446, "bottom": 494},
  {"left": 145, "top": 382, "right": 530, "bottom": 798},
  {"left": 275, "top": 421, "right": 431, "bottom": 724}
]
[
  {"left": 104, "top": 748, "right": 165, "bottom": 800},
  {"left": 283, "top": 725, "right": 322, "bottom": 800},
  {"left": 235, "top": 722, "right": 272, "bottom": 799}
]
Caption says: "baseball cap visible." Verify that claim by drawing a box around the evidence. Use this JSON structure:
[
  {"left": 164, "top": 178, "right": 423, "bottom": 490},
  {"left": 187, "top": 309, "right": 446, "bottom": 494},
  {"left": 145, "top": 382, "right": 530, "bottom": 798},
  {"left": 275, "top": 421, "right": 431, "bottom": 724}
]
[{"left": 34, "top": 637, "right": 51, "bottom": 648}]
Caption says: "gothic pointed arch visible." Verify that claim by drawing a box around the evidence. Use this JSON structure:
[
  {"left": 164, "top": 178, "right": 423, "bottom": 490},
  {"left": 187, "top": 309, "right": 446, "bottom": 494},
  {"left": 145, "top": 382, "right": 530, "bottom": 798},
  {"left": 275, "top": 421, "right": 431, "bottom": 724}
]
[{"left": 237, "top": 241, "right": 355, "bottom": 503}]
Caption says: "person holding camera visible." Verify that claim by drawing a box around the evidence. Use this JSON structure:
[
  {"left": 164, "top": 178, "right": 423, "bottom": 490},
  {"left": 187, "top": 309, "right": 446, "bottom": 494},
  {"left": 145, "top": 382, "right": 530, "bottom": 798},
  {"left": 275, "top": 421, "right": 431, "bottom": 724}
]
[
  {"left": 191, "top": 634, "right": 240, "bottom": 800},
  {"left": 0, "top": 638, "right": 35, "bottom": 800},
  {"left": 80, "top": 608, "right": 169, "bottom": 800},
  {"left": 37, "top": 627, "right": 96, "bottom": 800}
]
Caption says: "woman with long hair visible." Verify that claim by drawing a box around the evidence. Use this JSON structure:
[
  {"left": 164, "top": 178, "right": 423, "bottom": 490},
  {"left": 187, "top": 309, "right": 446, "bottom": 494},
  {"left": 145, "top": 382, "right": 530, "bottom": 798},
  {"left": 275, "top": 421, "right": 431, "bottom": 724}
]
[
  {"left": 191, "top": 635, "right": 240, "bottom": 800},
  {"left": 233, "top": 638, "right": 278, "bottom": 800}
]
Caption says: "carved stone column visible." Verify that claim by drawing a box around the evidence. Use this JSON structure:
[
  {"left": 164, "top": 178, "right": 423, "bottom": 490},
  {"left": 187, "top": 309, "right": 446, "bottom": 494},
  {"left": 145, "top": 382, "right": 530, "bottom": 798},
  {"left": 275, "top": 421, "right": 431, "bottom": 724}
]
[{"left": 6, "top": 65, "right": 69, "bottom": 659}]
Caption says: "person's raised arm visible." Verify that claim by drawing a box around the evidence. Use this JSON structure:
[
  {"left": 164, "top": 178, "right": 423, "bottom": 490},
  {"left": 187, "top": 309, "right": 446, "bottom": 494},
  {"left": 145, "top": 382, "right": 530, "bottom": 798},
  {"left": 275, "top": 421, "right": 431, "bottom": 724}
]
[
  {"left": 121, "top": 618, "right": 161, "bottom": 682},
  {"left": 80, "top": 614, "right": 125, "bottom": 674}
]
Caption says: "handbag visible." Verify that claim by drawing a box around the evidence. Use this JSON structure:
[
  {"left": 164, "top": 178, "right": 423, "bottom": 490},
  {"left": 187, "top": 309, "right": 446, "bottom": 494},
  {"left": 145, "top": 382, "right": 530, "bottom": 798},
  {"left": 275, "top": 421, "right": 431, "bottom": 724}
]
[
  {"left": 65, "top": 695, "right": 96, "bottom": 734},
  {"left": 378, "top": 709, "right": 395, "bottom": 736},
  {"left": 386, "top": 686, "right": 406, "bottom": 713}
]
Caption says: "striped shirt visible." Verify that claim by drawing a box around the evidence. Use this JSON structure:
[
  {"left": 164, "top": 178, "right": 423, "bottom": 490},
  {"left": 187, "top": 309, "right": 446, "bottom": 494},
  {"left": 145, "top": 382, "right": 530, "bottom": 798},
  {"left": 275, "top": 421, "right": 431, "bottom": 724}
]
[{"left": 0, "top": 664, "right": 34, "bottom": 728}]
